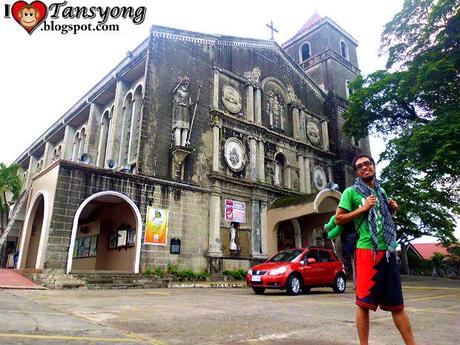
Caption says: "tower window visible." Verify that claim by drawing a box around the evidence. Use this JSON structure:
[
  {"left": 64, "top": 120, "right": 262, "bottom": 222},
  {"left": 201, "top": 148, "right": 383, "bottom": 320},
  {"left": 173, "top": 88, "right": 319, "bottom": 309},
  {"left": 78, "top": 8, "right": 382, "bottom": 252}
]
[
  {"left": 300, "top": 42, "right": 311, "bottom": 62},
  {"left": 345, "top": 80, "right": 353, "bottom": 99},
  {"left": 340, "top": 40, "right": 349, "bottom": 60}
]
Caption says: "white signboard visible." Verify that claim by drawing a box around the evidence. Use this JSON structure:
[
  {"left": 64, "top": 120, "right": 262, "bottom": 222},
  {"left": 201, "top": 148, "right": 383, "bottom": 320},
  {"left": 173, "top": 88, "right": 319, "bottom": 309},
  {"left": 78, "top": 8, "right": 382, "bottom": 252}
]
[{"left": 225, "top": 199, "right": 246, "bottom": 223}]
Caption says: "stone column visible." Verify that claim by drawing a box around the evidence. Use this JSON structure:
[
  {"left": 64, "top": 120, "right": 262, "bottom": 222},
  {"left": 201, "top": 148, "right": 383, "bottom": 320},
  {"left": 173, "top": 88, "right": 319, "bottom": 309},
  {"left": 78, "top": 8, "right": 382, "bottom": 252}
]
[
  {"left": 246, "top": 84, "right": 254, "bottom": 122},
  {"left": 257, "top": 140, "right": 265, "bottom": 182},
  {"left": 298, "top": 155, "right": 305, "bottom": 192},
  {"left": 108, "top": 79, "right": 129, "bottom": 162},
  {"left": 208, "top": 183, "right": 222, "bottom": 256},
  {"left": 249, "top": 137, "right": 257, "bottom": 181},
  {"left": 304, "top": 157, "right": 312, "bottom": 193},
  {"left": 212, "top": 119, "right": 221, "bottom": 172},
  {"left": 321, "top": 120, "right": 329, "bottom": 151},
  {"left": 285, "top": 165, "right": 291, "bottom": 189},
  {"left": 43, "top": 141, "right": 55, "bottom": 167},
  {"left": 328, "top": 166, "right": 334, "bottom": 185},
  {"left": 213, "top": 68, "right": 219, "bottom": 109},
  {"left": 62, "top": 124, "right": 76, "bottom": 160},
  {"left": 260, "top": 201, "right": 268, "bottom": 256},
  {"left": 292, "top": 107, "right": 300, "bottom": 140},
  {"left": 85, "top": 102, "right": 103, "bottom": 164},
  {"left": 300, "top": 109, "right": 306, "bottom": 141},
  {"left": 254, "top": 88, "right": 262, "bottom": 125},
  {"left": 251, "top": 200, "right": 262, "bottom": 256}
]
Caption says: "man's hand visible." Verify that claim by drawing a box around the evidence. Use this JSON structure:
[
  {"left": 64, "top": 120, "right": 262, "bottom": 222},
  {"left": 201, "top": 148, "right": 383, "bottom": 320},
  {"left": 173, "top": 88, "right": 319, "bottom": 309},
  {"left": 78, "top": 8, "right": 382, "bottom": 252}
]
[
  {"left": 362, "top": 195, "right": 376, "bottom": 211},
  {"left": 388, "top": 198, "right": 399, "bottom": 213}
]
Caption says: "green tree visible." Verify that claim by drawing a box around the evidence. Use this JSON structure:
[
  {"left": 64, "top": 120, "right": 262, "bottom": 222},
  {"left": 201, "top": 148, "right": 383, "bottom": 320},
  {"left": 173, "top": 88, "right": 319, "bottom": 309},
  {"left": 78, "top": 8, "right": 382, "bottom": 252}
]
[
  {"left": 0, "top": 163, "right": 23, "bottom": 231},
  {"left": 343, "top": 0, "right": 460, "bottom": 253}
]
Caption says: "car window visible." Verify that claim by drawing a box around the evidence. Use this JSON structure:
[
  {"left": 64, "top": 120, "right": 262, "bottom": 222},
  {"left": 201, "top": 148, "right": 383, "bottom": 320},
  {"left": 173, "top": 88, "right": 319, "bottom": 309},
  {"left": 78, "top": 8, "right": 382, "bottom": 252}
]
[
  {"left": 268, "top": 249, "right": 304, "bottom": 262},
  {"left": 305, "top": 249, "right": 318, "bottom": 262},
  {"left": 318, "top": 250, "right": 333, "bottom": 263}
]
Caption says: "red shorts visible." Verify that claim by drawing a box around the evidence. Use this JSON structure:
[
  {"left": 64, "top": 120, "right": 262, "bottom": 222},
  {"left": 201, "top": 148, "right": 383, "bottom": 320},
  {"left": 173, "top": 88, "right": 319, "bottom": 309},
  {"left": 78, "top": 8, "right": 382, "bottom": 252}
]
[{"left": 355, "top": 248, "right": 404, "bottom": 311}]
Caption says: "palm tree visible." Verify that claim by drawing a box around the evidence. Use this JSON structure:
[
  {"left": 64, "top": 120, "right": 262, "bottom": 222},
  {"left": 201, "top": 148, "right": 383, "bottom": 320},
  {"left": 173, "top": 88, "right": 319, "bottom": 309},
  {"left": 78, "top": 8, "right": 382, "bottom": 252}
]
[{"left": 0, "top": 163, "right": 22, "bottom": 232}]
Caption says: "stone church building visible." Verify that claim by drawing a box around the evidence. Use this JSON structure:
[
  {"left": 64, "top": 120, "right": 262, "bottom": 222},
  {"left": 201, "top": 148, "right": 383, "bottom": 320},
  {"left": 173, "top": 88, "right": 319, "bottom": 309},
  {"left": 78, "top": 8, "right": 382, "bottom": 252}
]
[{"left": 5, "top": 14, "right": 369, "bottom": 275}]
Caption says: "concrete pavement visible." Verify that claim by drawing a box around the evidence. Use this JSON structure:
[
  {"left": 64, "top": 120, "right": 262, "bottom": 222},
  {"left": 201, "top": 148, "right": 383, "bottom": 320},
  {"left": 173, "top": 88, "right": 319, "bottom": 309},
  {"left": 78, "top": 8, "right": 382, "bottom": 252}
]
[{"left": 0, "top": 276, "right": 459, "bottom": 344}]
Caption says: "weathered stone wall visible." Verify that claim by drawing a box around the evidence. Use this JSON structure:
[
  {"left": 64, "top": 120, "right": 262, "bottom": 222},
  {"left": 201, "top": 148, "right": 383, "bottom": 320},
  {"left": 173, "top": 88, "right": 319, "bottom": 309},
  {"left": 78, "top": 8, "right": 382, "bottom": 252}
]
[{"left": 45, "top": 162, "right": 209, "bottom": 272}]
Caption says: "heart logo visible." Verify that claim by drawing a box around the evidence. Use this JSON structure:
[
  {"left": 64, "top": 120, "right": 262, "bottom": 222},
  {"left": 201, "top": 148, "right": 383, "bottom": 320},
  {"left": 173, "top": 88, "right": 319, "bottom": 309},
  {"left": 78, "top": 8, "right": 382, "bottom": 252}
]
[{"left": 12, "top": 1, "right": 48, "bottom": 34}]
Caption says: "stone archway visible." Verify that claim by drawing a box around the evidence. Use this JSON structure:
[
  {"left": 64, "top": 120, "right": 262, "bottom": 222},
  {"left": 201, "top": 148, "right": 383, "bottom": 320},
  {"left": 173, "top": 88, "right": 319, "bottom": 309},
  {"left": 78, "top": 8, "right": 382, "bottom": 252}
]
[
  {"left": 17, "top": 191, "right": 50, "bottom": 269},
  {"left": 67, "top": 191, "right": 142, "bottom": 274}
]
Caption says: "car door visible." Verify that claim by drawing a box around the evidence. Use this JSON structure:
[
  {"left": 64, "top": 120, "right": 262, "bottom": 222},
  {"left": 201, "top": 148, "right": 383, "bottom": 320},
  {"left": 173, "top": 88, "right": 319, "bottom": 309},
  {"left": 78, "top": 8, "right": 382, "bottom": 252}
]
[
  {"left": 317, "top": 249, "right": 336, "bottom": 284},
  {"left": 300, "top": 249, "right": 321, "bottom": 285}
]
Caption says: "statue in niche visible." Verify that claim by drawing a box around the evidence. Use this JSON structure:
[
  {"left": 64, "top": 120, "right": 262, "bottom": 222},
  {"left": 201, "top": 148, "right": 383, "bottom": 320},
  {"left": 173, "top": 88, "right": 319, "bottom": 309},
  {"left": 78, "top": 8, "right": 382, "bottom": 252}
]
[
  {"left": 307, "top": 121, "right": 321, "bottom": 145},
  {"left": 244, "top": 66, "right": 261, "bottom": 84},
  {"left": 229, "top": 222, "right": 239, "bottom": 252},
  {"left": 172, "top": 77, "right": 193, "bottom": 147},
  {"left": 266, "top": 90, "right": 284, "bottom": 129}
]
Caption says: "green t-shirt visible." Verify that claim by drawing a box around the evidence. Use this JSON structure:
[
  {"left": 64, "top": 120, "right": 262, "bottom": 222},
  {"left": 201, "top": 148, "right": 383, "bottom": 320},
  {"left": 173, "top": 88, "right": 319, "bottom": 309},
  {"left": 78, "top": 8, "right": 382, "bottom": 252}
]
[{"left": 338, "top": 186, "right": 389, "bottom": 250}]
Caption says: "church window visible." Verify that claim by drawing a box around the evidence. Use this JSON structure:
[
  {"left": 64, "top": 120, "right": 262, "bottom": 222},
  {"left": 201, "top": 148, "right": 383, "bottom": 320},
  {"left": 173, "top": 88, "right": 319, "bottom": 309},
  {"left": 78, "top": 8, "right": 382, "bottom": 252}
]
[
  {"left": 52, "top": 144, "right": 62, "bottom": 162},
  {"left": 98, "top": 109, "right": 112, "bottom": 167},
  {"left": 300, "top": 42, "right": 311, "bottom": 62},
  {"left": 274, "top": 153, "right": 287, "bottom": 187},
  {"left": 266, "top": 89, "right": 285, "bottom": 130},
  {"left": 345, "top": 80, "right": 353, "bottom": 99},
  {"left": 119, "top": 92, "right": 134, "bottom": 167},
  {"left": 78, "top": 127, "right": 86, "bottom": 159},
  {"left": 35, "top": 158, "right": 44, "bottom": 173},
  {"left": 340, "top": 40, "right": 349, "bottom": 60},
  {"left": 71, "top": 132, "right": 80, "bottom": 161}
]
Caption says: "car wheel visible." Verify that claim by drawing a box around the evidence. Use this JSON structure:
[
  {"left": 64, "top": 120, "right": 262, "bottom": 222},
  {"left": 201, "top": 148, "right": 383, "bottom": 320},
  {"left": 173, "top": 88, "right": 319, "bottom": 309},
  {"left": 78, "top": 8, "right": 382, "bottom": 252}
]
[
  {"left": 286, "top": 275, "right": 302, "bottom": 295},
  {"left": 252, "top": 287, "right": 265, "bottom": 294},
  {"left": 333, "top": 274, "right": 346, "bottom": 293}
]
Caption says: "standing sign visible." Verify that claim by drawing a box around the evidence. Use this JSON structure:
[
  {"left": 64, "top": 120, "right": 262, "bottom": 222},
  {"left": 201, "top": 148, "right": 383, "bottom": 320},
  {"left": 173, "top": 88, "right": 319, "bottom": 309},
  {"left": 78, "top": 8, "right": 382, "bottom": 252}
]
[
  {"left": 144, "top": 207, "right": 169, "bottom": 245},
  {"left": 225, "top": 199, "right": 246, "bottom": 223}
]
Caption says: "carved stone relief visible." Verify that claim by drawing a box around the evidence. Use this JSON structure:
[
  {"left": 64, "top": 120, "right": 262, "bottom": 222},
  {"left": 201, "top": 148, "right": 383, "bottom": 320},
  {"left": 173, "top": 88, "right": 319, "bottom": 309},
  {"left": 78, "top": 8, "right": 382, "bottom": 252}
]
[
  {"left": 222, "top": 84, "right": 242, "bottom": 114},
  {"left": 266, "top": 89, "right": 285, "bottom": 129},
  {"left": 244, "top": 67, "right": 261, "bottom": 84},
  {"left": 224, "top": 137, "right": 246, "bottom": 172},
  {"left": 307, "top": 121, "right": 321, "bottom": 145},
  {"left": 313, "top": 166, "right": 327, "bottom": 190}
]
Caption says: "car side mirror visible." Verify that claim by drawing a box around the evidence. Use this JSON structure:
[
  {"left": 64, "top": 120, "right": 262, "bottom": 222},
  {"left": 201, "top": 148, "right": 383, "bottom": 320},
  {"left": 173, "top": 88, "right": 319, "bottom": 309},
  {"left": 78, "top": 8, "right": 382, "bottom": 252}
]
[{"left": 307, "top": 258, "right": 316, "bottom": 264}]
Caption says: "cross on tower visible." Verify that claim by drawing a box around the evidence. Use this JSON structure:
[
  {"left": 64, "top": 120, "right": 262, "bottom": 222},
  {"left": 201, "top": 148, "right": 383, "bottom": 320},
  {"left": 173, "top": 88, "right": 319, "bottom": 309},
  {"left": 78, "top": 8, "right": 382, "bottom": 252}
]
[{"left": 265, "top": 20, "right": 279, "bottom": 40}]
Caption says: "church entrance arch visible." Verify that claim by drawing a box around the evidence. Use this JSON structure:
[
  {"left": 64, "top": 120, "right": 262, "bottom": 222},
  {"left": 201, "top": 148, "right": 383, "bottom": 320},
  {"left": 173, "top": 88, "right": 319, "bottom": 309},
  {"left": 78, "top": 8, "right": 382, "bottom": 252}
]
[
  {"left": 276, "top": 219, "right": 302, "bottom": 252},
  {"left": 66, "top": 191, "right": 142, "bottom": 274}
]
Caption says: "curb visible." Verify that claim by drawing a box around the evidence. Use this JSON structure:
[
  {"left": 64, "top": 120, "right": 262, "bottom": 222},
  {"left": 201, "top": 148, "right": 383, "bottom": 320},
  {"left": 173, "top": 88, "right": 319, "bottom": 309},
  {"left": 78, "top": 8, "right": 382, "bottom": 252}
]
[{"left": 168, "top": 281, "right": 247, "bottom": 288}]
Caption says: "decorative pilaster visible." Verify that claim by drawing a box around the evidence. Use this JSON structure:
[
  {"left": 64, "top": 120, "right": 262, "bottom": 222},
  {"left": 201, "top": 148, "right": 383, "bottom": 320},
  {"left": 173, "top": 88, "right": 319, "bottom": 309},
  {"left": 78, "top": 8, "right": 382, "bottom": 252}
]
[
  {"left": 254, "top": 88, "right": 262, "bottom": 125},
  {"left": 249, "top": 137, "right": 257, "bottom": 181},
  {"left": 62, "top": 124, "right": 76, "bottom": 160},
  {"left": 85, "top": 102, "right": 103, "bottom": 163},
  {"left": 211, "top": 116, "right": 221, "bottom": 172},
  {"left": 245, "top": 84, "right": 254, "bottom": 122},
  {"left": 251, "top": 200, "right": 262, "bottom": 256},
  {"left": 108, "top": 79, "right": 129, "bottom": 162},
  {"left": 25, "top": 155, "right": 38, "bottom": 188},
  {"left": 292, "top": 107, "right": 300, "bottom": 140},
  {"left": 328, "top": 166, "right": 334, "bottom": 184},
  {"left": 300, "top": 109, "right": 307, "bottom": 141},
  {"left": 213, "top": 68, "right": 219, "bottom": 108},
  {"left": 321, "top": 120, "right": 329, "bottom": 151},
  {"left": 304, "top": 157, "right": 312, "bottom": 193},
  {"left": 298, "top": 155, "right": 305, "bottom": 192},
  {"left": 43, "top": 141, "right": 55, "bottom": 167},
  {"left": 260, "top": 201, "right": 268, "bottom": 256},
  {"left": 208, "top": 183, "right": 222, "bottom": 257},
  {"left": 257, "top": 140, "right": 265, "bottom": 182}
]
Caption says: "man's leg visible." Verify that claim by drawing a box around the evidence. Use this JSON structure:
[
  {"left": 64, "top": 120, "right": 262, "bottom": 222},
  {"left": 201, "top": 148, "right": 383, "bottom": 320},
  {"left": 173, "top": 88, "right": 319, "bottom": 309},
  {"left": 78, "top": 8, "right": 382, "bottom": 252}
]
[
  {"left": 392, "top": 310, "right": 416, "bottom": 345},
  {"left": 356, "top": 305, "right": 370, "bottom": 345}
]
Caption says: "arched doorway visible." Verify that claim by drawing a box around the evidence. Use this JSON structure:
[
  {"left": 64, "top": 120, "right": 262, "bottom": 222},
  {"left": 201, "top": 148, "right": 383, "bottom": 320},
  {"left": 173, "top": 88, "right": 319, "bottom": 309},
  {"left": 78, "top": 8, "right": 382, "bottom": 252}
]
[
  {"left": 67, "top": 191, "right": 142, "bottom": 273},
  {"left": 24, "top": 195, "right": 44, "bottom": 268}
]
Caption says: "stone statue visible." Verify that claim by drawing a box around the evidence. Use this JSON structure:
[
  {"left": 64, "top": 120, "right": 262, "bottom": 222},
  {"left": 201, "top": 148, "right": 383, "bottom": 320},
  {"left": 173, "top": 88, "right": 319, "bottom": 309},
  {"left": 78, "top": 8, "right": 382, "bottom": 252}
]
[
  {"left": 244, "top": 66, "right": 261, "bottom": 84},
  {"left": 172, "top": 77, "right": 193, "bottom": 147},
  {"left": 229, "top": 223, "right": 239, "bottom": 251}
]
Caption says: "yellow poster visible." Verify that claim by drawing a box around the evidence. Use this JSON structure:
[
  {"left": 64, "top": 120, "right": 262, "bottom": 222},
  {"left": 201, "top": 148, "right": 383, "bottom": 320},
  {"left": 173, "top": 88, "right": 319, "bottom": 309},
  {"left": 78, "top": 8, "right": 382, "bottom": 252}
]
[{"left": 144, "top": 207, "right": 168, "bottom": 245}]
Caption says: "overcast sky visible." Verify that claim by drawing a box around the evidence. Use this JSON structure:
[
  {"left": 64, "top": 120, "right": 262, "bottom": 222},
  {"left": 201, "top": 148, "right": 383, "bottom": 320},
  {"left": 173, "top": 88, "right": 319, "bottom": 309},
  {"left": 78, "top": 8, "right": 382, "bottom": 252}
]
[{"left": 1, "top": 0, "right": 455, "bottom": 240}]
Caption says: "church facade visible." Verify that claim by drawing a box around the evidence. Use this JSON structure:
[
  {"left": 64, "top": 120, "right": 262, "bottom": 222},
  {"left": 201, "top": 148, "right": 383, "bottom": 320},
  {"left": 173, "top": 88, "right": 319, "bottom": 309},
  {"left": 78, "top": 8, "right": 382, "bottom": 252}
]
[{"left": 6, "top": 15, "right": 369, "bottom": 274}]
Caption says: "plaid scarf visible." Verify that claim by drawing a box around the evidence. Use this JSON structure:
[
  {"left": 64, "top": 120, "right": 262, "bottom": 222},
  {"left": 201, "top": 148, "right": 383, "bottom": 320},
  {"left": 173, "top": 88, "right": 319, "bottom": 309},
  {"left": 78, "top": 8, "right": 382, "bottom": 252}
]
[{"left": 353, "top": 178, "right": 397, "bottom": 253}]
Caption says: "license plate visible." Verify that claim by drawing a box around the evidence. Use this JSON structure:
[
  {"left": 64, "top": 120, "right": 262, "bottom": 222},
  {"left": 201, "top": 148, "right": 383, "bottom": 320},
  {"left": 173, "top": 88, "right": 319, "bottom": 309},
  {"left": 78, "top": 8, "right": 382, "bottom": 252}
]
[{"left": 251, "top": 276, "right": 261, "bottom": 282}]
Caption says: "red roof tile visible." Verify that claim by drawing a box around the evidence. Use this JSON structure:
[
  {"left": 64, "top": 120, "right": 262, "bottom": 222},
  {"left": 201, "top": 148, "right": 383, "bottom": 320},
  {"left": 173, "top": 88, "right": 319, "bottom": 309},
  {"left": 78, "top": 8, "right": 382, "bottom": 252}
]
[{"left": 410, "top": 243, "right": 449, "bottom": 260}]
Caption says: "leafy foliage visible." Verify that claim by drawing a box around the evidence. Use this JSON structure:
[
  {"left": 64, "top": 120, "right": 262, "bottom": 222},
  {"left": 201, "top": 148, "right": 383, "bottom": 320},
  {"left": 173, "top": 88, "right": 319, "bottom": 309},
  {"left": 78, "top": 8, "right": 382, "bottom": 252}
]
[
  {"left": 343, "top": 0, "right": 460, "bottom": 244},
  {"left": 0, "top": 163, "right": 23, "bottom": 230},
  {"left": 223, "top": 269, "right": 247, "bottom": 281}
]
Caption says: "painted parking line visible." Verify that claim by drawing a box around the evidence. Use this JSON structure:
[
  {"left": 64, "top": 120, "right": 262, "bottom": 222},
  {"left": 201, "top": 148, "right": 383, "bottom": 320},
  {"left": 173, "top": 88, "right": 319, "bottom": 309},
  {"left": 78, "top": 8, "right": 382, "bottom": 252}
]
[
  {"left": 0, "top": 332, "right": 166, "bottom": 345},
  {"left": 406, "top": 293, "right": 460, "bottom": 302},
  {"left": 406, "top": 307, "right": 459, "bottom": 315},
  {"left": 404, "top": 286, "right": 460, "bottom": 292}
]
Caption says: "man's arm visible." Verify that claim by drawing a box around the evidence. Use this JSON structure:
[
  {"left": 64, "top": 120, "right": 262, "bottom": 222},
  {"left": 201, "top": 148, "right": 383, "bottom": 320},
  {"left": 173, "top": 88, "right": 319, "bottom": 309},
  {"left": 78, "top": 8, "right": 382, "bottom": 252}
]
[{"left": 335, "top": 195, "right": 376, "bottom": 224}]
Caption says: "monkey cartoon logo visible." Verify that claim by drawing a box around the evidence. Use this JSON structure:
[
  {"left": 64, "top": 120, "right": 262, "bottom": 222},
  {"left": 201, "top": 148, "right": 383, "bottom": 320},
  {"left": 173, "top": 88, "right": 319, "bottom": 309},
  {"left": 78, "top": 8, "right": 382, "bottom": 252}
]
[{"left": 12, "top": 1, "right": 47, "bottom": 34}]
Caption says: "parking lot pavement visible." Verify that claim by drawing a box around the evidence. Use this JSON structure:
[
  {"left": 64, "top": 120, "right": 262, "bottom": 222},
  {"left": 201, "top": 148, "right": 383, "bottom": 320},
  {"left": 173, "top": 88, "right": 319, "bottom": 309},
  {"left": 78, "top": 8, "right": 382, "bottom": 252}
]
[{"left": 0, "top": 276, "right": 459, "bottom": 345}]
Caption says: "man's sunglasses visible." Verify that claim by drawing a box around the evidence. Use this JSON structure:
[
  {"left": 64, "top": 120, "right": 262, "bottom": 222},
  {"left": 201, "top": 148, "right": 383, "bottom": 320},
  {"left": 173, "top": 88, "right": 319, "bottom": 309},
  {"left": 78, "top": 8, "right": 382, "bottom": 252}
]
[{"left": 355, "top": 160, "right": 373, "bottom": 171}]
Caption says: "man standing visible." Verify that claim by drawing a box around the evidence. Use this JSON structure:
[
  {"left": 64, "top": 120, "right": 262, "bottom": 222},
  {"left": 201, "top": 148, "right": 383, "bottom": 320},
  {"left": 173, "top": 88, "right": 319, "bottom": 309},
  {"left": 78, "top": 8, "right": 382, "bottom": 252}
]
[{"left": 334, "top": 154, "right": 416, "bottom": 345}]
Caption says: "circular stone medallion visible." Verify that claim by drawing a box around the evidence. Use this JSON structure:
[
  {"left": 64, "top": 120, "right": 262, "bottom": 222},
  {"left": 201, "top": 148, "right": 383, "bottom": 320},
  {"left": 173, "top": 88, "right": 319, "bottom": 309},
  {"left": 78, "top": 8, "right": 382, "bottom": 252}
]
[
  {"left": 313, "top": 166, "right": 327, "bottom": 190},
  {"left": 307, "top": 121, "right": 321, "bottom": 145},
  {"left": 222, "top": 84, "right": 242, "bottom": 114},
  {"left": 224, "top": 138, "right": 246, "bottom": 172}
]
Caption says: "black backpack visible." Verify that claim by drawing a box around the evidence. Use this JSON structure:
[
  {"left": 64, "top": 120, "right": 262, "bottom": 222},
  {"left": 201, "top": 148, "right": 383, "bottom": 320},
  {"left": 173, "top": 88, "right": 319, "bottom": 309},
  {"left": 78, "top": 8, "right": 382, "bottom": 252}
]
[{"left": 340, "top": 217, "right": 366, "bottom": 255}]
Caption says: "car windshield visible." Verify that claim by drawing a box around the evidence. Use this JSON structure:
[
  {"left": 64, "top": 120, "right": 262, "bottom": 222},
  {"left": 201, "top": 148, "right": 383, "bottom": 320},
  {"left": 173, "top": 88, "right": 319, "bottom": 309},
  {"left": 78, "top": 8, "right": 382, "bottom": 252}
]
[{"left": 268, "top": 249, "right": 304, "bottom": 262}]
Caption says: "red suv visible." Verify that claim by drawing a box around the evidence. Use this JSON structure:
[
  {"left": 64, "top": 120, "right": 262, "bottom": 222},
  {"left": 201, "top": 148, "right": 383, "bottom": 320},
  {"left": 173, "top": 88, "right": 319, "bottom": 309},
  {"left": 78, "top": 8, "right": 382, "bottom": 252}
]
[{"left": 246, "top": 247, "right": 347, "bottom": 295}]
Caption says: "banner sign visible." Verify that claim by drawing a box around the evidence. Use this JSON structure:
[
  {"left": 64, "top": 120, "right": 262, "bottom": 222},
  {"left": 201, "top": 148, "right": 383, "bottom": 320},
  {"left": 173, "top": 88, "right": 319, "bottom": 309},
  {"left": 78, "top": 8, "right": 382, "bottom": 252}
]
[
  {"left": 145, "top": 207, "right": 168, "bottom": 245},
  {"left": 224, "top": 199, "right": 246, "bottom": 223}
]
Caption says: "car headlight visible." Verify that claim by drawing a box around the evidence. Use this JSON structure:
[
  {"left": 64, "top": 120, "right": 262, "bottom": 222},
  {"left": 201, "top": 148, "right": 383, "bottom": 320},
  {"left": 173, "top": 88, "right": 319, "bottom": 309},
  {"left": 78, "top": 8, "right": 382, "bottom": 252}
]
[
  {"left": 269, "top": 267, "right": 287, "bottom": 276},
  {"left": 247, "top": 269, "right": 253, "bottom": 275}
]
